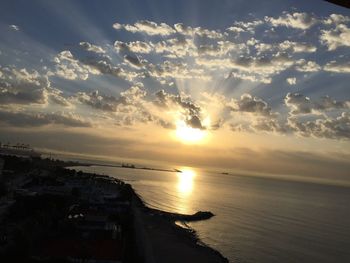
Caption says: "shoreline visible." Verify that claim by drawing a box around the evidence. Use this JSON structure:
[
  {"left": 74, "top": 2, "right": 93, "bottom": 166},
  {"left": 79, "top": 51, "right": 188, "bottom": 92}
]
[
  {"left": 130, "top": 186, "right": 229, "bottom": 263},
  {"left": 70, "top": 167, "right": 229, "bottom": 263},
  {"left": 0, "top": 155, "right": 228, "bottom": 262}
]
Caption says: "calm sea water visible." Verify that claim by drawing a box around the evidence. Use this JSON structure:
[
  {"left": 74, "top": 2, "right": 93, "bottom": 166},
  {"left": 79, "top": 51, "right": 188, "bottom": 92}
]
[{"left": 73, "top": 165, "right": 350, "bottom": 263}]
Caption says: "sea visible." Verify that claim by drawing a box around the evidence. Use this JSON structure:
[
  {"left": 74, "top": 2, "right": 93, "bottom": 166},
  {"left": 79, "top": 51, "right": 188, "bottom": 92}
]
[{"left": 72, "top": 164, "right": 350, "bottom": 263}]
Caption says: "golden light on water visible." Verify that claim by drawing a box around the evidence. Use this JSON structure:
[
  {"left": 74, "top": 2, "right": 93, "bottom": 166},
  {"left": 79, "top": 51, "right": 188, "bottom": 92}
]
[
  {"left": 177, "top": 169, "right": 196, "bottom": 195},
  {"left": 175, "top": 120, "right": 207, "bottom": 144}
]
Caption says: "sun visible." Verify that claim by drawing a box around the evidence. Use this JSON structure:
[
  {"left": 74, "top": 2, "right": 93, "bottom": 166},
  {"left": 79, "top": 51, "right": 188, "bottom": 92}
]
[{"left": 175, "top": 120, "right": 207, "bottom": 143}]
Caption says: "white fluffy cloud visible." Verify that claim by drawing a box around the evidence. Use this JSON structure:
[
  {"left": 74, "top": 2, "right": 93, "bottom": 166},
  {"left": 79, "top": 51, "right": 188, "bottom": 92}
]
[
  {"left": 114, "top": 40, "right": 153, "bottom": 54},
  {"left": 320, "top": 24, "right": 350, "bottom": 50},
  {"left": 52, "top": 50, "right": 100, "bottom": 80},
  {"left": 324, "top": 61, "right": 350, "bottom": 73},
  {"left": 174, "top": 23, "right": 223, "bottom": 39},
  {"left": 323, "top": 14, "right": 350, "bottom": 25},
  {"left": 278, "top": 40, "right": 317, "bottom": 53},
  {"left": 79, "top": 42, "right": 106, "bottom": 54},
  {"left": 286, "top": 77, "right": 296, "bottom": 85},
  {"left": 227, "top": 20, "right": 263, "bottom": 34},
  {"left": 113, "top": 20, "right": 175, "bottom": 36},
  {"left": 266, "top": 12, "right": 318, "bottom": 30},
  {"left": 295, "top": 59, "right": 321, "bottom": 72}
]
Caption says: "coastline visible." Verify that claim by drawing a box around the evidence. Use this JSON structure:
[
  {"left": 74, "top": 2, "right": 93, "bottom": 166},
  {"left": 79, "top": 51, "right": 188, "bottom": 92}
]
[
  {"left": 64, "top": 162, "right": 229, "bottom": 262},
  {"left": 127, "top": 183, "right": 229, "bottom": 263},
  {"left": 0, "top": 155, "right": 229, "bottom": 262},
  {"left": 66, "top": 163, "right": 229, "bottom": 262}
]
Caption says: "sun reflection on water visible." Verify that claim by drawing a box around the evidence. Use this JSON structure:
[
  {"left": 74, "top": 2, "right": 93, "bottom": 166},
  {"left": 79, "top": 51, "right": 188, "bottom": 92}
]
[
  {"left": 176, "top": 168, "right": 197, "bottom": 214},
  {"left": 177, "top": 169, "right": 196, "bottom": 195}
]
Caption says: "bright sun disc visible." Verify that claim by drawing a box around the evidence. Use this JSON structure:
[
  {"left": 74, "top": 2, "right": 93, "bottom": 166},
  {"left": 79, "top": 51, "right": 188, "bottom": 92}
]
[{"left": 175, "top": 121, "right": 206, "bottom": 143}]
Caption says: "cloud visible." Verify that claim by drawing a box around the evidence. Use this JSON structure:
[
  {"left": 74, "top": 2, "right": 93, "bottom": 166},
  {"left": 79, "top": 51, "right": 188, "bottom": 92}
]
[
  {"left": 323, "top": 14, "right": 350, "bottom": 25},
  {"left": 76, "top": 90, "right": 126, "bottom": 112},
  {"left": 0, "top": 65, "right": 73, "bottom": 109},
  {"left": 114, "top": 40, "right": 153, "bottom": 54},
  {"left": 49, "top": 88, "right": 72, "bottom": 107},
  {"left": 155, "top": 90, "right": 200, "bottom": 114},
  {"left": 227, "top": 20, "right": 263, "bottom": 34},
  {"left": 0, "top": 110, "right": 92, "bottom": 127},
  {"left": 9, "top": 24, "right": 20, "bottom": 31},
  {"left": 320, "top": 24, "right": 350, "bottom": 50},
  {"left": 324, "top": 60, "right": 350, "bottom": 73},
  {"left": 286, "top": 77, "right": 296, "bottom": 85},
  {"left": 278, "top": 40, "right": 317, "bottom": 53},
  {"left": 265, "top": 12, "right": 318, "bottom": 30},
  {"left": 123, "top": 54, "right": 145, "bottom": 68},
  {"left": 228, "top": 93, "right": 275, "bottom": 117},
  {"left": 120, "top": 84, "right": 147, "bottom": 104},
  {"left": 79, "top": 42, "right": 105, "bottom": 54},
  {"left": 52, "top": 50, "right": 99, "bottom": 80},
  {"left": 295, "top": 59, "right": 321, "bottom": 72},
  {"left": 0, "top": 66, "right": 49, "bottom": 105},
  {"left": 147, "top": 60, "right": 210, "bottom": 82},
  {"left": 77, "top": 84, "right": 146, "bottom": 112},
  {"left": 113, "top": 20, "right": 175, "bottom": 36},
  {"left": 152, "top": 37, "right": 197, "bottom": 58},
  {"left": 287, "top": 112, "right": 350, "bottom": 140},
  {"left": 197, "top": 41, "right": 248, "bottom": 57},
  {"left": 174, "top": 23, "right": 223, "bottom": 39},
  {"left": 84, "top": 59, "right": 138, "bottom": 81},
  {"left": 226, "top": 26, "right": 245, "bottom": 33},
  {"left": 154, "top": 89, "right": 204, "bottom": 129},
  {"left": 222, "top": 92, "right": 350, "bottom": 139},
  {"left": 185, "top": 115, "right": 204, "bottom": 129},
  {"left": 196, "top": 52, "right": 294, "bottom": 83},
  {"left": 226, "top": 94, "right": 285, "bottom": 134},
  {"left": 285, "top": 93, "right": 350, "bottom": 115},
  {"left": 2, "top": 15, "right": 350, "bottom": 141}
]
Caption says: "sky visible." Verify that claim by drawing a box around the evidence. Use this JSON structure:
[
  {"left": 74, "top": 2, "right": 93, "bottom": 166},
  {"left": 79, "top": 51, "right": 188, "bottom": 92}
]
[{"left": 0, "top": 0, "right": 350, "bottom": 183}]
